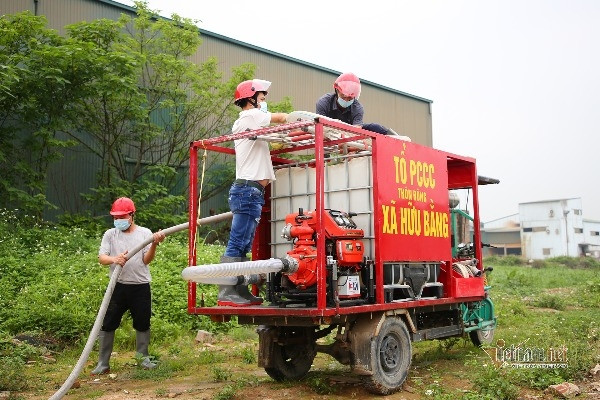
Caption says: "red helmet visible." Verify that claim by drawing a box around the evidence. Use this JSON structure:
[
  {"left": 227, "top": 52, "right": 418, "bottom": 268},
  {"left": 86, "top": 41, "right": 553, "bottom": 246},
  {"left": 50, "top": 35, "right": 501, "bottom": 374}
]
[
  {"left": 110, "top": 197, "right": 136, "bottom": 216},
  {"left": 334, "top": 72, "right": 361, "bottom": 99},
  {"left": 234, "top": 79, "right": 271, "bottom": 101}
]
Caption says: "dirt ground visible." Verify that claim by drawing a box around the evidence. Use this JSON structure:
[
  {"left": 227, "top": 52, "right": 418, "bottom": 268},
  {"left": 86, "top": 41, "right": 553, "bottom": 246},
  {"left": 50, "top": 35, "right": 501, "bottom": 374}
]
[
  {"left": 15, "top": 338, "right": 600, "bottom": 400},
  {"left": 20, "top": 359, "right": 600, "bottom": 400}
]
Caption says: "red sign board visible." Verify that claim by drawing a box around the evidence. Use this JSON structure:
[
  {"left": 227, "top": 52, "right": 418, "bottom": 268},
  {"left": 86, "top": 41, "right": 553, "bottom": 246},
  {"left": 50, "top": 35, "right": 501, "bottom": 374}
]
[{"left": 373, "top": 137, "right": 451, "bottom": 261}]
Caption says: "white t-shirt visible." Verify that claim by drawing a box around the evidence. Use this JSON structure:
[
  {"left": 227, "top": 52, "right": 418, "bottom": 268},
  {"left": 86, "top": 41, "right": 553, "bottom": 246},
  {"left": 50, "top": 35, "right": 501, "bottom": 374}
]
[
  {"left": 99, "top": 226, "right": 153, "bottom": 284},
  {"left": 232, "top": 108, "right": 276, "bottom": 182}
]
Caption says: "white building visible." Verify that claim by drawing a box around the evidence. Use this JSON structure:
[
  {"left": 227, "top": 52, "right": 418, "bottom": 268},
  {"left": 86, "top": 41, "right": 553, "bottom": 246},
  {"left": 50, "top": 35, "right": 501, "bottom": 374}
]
[{"left": 481, "top": 198, "right": 600, "bottom": 259}]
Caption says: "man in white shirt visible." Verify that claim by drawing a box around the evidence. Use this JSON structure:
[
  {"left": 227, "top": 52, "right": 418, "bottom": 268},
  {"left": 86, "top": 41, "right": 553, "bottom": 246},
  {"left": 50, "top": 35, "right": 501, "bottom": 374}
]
[{"left": 219, "top": 79, "right": 288, "bottom": 306}]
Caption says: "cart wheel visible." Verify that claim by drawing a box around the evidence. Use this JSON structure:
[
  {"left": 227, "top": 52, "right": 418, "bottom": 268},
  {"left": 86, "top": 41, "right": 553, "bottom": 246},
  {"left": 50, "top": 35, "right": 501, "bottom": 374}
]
[
  {"left": 264, "top": 327, "right": 316, "bottom": 381},
  {"left": 363, "top": 317, "right": 412, "bottom": 395},
  {"left": 468, "top": 297, "right": 495, "bottom": 347},
  {"left": 469, "top": 327, "right": 495, "bottom": 347}
]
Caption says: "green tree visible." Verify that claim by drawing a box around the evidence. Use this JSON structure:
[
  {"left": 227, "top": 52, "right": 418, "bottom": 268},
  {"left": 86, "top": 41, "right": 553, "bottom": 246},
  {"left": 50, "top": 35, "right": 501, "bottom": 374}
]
[
  {"left": 0, "top": 4, "right": 294, "bottom": 227},
  {"left": 64, "top": 2, "right": 257, "bottom": 227},
  {"left": 0, "top": 12, "right": 88, "bottom": 218}
]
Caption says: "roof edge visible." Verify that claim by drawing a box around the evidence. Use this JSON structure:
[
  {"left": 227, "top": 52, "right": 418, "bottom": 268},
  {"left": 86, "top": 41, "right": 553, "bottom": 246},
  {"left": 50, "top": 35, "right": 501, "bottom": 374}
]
[{"left": 99, "top": 0, "right": 432, "bottom": 104}]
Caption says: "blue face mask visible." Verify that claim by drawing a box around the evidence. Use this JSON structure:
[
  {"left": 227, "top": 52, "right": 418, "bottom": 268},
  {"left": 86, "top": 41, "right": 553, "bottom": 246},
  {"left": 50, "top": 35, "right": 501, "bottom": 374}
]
[
  {"left": 258, "top": 101, "right": 268, "bottom": 113},
  {"left": 337, "top": 96, "right": 354, "bottom": 108},
  {"left": 114, "top": 218, "right": 131, "bottom": 231}
]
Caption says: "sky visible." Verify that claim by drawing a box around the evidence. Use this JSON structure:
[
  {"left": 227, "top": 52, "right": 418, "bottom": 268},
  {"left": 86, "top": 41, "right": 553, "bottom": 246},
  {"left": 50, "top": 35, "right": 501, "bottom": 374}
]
[{"left": 117, "top": 0, "right": 600, "bottom": 223}]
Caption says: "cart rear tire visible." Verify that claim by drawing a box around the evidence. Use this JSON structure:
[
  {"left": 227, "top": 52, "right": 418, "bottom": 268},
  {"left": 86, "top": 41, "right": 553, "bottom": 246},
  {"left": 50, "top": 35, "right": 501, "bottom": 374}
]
[
  {"left": 363, "top": 317, "right": 412, "bottom": 395},
  {"left": 264, "top": 327, "right": 316, "bottom": 381}
]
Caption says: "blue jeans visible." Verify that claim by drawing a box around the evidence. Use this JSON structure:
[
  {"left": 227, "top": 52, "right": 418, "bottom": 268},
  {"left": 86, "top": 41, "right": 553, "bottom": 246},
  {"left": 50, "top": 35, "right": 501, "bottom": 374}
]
[{"left": 224, "top": 183, "right": 265, "bottom": 258}]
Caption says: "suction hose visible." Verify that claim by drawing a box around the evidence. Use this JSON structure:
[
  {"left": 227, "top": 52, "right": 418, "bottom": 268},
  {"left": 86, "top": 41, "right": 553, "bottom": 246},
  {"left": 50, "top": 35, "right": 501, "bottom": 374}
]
[
  {"left": 49, "top": 212, "right": 232, "bottom": 400},
  {"left": 182, "top": 256, "right": 298, "bottom": 284}
]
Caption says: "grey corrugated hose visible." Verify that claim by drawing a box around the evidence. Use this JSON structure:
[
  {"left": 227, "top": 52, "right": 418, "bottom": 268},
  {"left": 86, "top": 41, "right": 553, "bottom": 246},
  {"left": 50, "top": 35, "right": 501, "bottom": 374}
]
[{"left": 49, "top": 212, "right": 233, "bottom": 400}]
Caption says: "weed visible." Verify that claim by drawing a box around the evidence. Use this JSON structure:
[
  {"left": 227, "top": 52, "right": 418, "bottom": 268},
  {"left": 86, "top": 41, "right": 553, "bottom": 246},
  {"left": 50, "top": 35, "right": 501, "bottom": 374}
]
[
  {"left": 197, "top": 349, "right": 225, "bottom": 364},
  {"left": 213, "top": 384, "right": 237, "bottom": 400},
  {"left": 485, "top": 255, "right": 526, "bottom": 266},
  {"left": 168, "top": 344, "right": 182, "bottom": 356},
  {"left": 0, "top": 356, "right": 28, "bottom": 391},
  {"left": 229, "top": 326, "right": 258, "bottom": 341},
  {"left": 211, "top": 365, "right": 231, "bottom": 382},
  {"left": 532, "top": 294, "right": 566, "bottom": 310},
  {"left": 587, "top": 279, "right": 600, "bottom": 293},
  {"left": 470, "top": 362, "right": 518, "bottom": 400},
  {"left": 530, "top": 259, "right": 547, "bottom": 269},
  {"left": 130, "top": 362, "right": 175, "bottom": 380},
  {"left": 0, "top": 332, "right": 44, "bottom": 391},
  {"left": 547, "top": 256, "right": 600, "bottom": 269},
  {"left": 241, "top": 346, "right": 256, "bottom": 364},
  {"left": 504, "top": 269, "right": 535, "bottom": 290},
  {"left": 306, "top": 375, "right": 338, "bottom": 395}
]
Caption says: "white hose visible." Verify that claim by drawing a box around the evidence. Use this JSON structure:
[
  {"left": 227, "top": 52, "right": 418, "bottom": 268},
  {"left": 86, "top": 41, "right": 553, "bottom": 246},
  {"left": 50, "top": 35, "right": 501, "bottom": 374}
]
[
  {"left": 194, "top": 276, "right": 240, "bottom": 285},
  {"left": 49, "top": 212, "right": 233, "bottom": 400},
  {"left": 182, "top": 258, "right": 285, "bottom": 282}
]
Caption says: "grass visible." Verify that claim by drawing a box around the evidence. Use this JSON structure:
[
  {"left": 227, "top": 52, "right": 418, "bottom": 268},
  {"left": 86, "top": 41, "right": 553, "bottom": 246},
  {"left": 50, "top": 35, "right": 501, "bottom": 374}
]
[{"left": 0, "top": 211, "right": 598, "bottom": 399}]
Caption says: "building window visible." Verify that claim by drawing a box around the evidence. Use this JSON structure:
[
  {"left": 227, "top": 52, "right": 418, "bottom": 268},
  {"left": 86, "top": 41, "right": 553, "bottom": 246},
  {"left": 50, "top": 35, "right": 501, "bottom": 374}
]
[
  {"left": 574, "top": 228, "right": 583, "bottom": 234},
  {"left": 532, "top": 226, "right": 547, "bottom": 232},
  {"left": 573, "top": 209, "right": 582, "bottom": 215},
  {"left": 592, "top": 231, "right": 600, "bottom": 236},
  {"left": 543, "top": 248, "right": 551, "bottom": 256},
  {"left": 523, "top": 227, "right": 532, "bottom": 232}
]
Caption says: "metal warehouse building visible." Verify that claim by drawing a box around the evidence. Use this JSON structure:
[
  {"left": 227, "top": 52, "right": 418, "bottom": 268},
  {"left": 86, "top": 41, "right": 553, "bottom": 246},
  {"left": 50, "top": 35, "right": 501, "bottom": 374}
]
[{"left": 1, "top": 0, "right": 434, "bottom": 216}]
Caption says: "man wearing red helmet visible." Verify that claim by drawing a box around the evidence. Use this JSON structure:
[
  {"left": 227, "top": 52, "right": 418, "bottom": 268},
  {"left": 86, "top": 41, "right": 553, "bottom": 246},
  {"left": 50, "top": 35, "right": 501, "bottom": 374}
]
[
  {"left": 316, "top": 72, "right": 364, "bottom": 126},
  {"left": 91, "top": 197, "right": 165, "bottom": 374},
  {"left": 218, "top": 79, "right": 288, "bottom": 306}
]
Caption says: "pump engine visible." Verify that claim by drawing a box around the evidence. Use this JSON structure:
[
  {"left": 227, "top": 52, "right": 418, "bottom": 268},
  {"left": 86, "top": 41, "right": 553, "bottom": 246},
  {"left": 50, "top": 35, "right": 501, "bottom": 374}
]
[{"left": 267, "top": 208, "right": 369, "bottom": 307}]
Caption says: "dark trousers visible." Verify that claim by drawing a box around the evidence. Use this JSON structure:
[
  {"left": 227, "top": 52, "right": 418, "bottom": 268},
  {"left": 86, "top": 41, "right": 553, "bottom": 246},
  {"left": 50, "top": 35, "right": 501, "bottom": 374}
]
[{"left": 101, "top": 282, "right": 151, "bottom": 332}]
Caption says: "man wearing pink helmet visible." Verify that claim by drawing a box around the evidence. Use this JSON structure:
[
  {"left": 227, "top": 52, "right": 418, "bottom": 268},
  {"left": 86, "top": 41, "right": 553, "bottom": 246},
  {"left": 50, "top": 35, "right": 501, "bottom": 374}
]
[
  {"left": 218, "top": 79, "right": 288, "bottom": 306},
  {"left": 317, "top": 72, "right": 403, "bottom": 136},
  {"left": 92, "top": 197, "right": 165, "bottom": 375},
  {"left": 316, "top": 72, "right": 364, "bottom": 126}
]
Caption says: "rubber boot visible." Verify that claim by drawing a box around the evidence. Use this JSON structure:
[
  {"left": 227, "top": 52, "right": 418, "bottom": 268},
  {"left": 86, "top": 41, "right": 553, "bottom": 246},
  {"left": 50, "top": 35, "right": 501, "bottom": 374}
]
[
  {"left": 91, "top": 330, "right": 114, "bottom": 375},
  {"left": 217, "top": 256, "right": 251, "bottom": 307},
  {"left": 234, "top": 275, "right": 264, "bottom": 305},
  {"left": 236, "top": 256, "right": 263, "bottom": 305},
  {"left": 136, "top": 329, "right": 157, "bottom": 369}
]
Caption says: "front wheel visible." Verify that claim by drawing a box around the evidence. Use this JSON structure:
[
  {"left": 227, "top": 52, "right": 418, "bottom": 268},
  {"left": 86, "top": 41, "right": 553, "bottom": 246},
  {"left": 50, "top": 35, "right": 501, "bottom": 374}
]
[
  {"left": 363, "top": 317, "right": 412, "bottom": 395},
  {"left": 467, "top": 297, "right": 496, "bottom": 347},
  {"left": 469, "top": 327, "right": 495, "bottom": 347}
]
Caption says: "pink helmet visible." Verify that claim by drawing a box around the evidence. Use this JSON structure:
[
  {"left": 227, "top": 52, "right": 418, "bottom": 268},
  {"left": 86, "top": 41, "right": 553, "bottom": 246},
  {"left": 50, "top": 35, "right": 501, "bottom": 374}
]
[
  {"left": 334, "top": 72, "right": 361, "bottom": 99},
  {"left": 110, "top": 197, "right": 136, "bottom": 216},
  {"left": 234, "top": 79, "right": 272, "bottom": 101}
]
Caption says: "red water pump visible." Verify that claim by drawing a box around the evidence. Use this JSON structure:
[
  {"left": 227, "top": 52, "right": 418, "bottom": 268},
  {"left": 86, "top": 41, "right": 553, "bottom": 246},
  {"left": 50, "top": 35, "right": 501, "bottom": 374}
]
[{"left": 281, "top": 209, "right": 365, "bottom": 298}]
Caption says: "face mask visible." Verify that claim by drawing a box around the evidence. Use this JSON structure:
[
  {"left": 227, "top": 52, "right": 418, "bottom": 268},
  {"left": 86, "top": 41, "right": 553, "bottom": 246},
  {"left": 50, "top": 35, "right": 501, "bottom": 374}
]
[
  {"left": 258, "top": 101, "right": 268, "bottom": 113},
  {"left": 337, "top": 96, "right": 354, "bottom": 108},
  {"left": 114, "top": 218, "right": 131, "bottom": 231}
]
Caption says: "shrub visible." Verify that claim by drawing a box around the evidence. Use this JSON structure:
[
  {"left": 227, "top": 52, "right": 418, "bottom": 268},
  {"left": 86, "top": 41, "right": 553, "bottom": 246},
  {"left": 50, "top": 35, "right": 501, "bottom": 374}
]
[
  {"left": 484, "top": 255, "right": 526, "bottom": 267},
  {"left": 0, "top": 209, "right": 239, "bottom": 341},
  {"left": 532, "top": 294, "right": 566, "bottom": 311},
  {"left": 0, "top": 356, "right": 28, "bottom": 391},
  {"left": 0, "top": 331, "right": 42, "bottom": 391},
  {"left": 547, "top": 256, "right": 600, "bottom": 269},
  {"left": 472, "top": 364, "right": 519, "bottom": 400},
  {"left": 530, "top": 259, "right": 547, "bottom": 269}
]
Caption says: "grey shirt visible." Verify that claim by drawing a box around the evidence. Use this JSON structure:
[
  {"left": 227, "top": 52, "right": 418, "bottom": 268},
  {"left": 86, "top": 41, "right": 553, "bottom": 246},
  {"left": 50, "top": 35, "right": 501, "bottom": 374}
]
[{"left": 99, "top": 226, "right": 153, "bottom": 284}]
